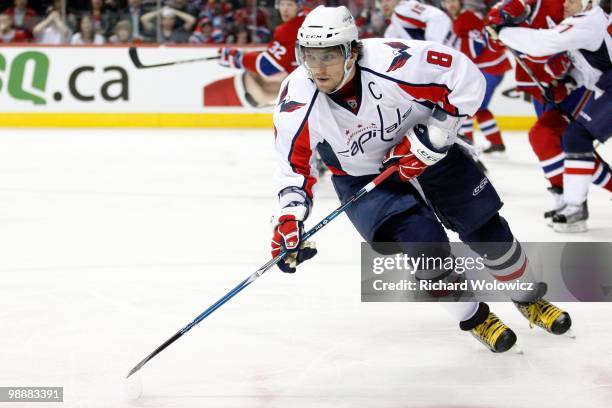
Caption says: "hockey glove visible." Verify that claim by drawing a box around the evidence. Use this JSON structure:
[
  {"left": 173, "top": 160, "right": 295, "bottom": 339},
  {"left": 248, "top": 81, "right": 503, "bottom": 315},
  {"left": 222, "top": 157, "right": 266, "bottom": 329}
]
[
  {"left": 485, "top": 0, "right": 530, "bottom": 27},
  {"left": 545, "top": 53, "right": 572, "bottom": 80},
  {"left": 218, "top": 47, "right": 244, "bottom": 69},
  {"left": 382, "top": 126, "right": 447, "bottom": 182},
  {"left": 271, "top": 205, "right": 317, "bottom": 273},
  {"left": 546, "top": 77, "right": 577, "bottom": 104}
]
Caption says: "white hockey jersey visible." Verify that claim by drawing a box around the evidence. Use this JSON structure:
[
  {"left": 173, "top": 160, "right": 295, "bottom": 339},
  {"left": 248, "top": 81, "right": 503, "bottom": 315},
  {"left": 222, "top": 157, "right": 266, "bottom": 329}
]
[
  {"left": 273, "top": 38, "right": 485, "bottom": 208},
  {"left": 384, "top": 0, "right": 453, "bottom": 44},
  {"left": 499, "top": 6, "right": 612, "bottom": 94}
]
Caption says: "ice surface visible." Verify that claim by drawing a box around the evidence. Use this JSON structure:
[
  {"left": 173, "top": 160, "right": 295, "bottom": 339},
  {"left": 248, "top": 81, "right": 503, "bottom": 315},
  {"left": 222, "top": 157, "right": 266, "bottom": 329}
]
[{"left": 0, "top": 129, "right": 610, "bottom": 408}]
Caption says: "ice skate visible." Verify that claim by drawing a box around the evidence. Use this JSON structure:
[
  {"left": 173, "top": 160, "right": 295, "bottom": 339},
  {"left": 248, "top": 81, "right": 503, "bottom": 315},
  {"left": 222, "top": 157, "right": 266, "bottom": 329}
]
[
  {"left": 552, "top": 202, "right": 588, "bottom": 233},
  {"left": 483, "top": 143, "right": 506, "bottom": 154},
  {"left": 514, "top": 298, "right": 572, "bottom": 335},
  {"left": 460, "top": 303, "right": 517, "bottom": 353},
  {"left": 544, "top": 186, "right": 565, "bottom": 227}
]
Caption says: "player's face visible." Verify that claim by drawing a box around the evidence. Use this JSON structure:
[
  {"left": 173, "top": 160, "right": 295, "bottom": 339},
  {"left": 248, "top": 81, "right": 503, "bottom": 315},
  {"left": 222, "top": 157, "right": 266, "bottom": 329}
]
[
  {"left": 442, "top": 0, "right": 461, "bottom": 17},
  {"left": 279, "top": 0, "right": 298, "bottom": 22},
  {"left": 303, "top": 47, "right": 354, "bottom": 94},
  {"left": 380, "top": 0, "right": 399, "bottom": 19},
  {"left": 563, "top": 0, "right": 585, "bottom": 17}
]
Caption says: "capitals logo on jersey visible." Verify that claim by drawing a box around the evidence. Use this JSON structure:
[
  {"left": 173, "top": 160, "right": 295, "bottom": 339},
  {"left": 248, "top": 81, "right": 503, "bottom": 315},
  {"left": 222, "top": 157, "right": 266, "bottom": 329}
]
[
  {"left": 278, "top": 83, "right": 306, "bottom": 113},
  {"left": 385, "top": 42, "right": 413, "bottom": 72}
]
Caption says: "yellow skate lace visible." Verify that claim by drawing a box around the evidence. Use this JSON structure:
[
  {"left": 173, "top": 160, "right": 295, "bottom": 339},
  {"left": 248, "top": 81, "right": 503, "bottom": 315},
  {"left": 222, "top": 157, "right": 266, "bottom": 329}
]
[
  {"left": 473, "top": 313, "right": 507, "bottom": 349},
  {"left": 525, "top": 300, "right": 564, "bottom": 330}
]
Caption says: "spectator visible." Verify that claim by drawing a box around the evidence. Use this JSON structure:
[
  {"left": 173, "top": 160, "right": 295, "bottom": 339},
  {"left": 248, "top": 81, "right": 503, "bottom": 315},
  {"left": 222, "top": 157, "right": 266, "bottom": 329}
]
[
  {"left": 228, "top": 23, "right": 251, "bottom": 44},
  {"left": 89, "top": 0, "right": 120, "bottom": 37},
  {"left": 141, "top": 6, "right": 195, "bottom": 43},
  {"left": 122, "top": 0, "right": 145, "bottom": 41},
  {"left": 71, "top": 14, "right": 105, "bottom": 44},
  {"left": 189, "top": 18, "right": 225, "bottom": 43},
  {"left": 108, "top": 19, "right": 134, "bottom": 43},
  {"left": 233, "top": 0, "right": 271, "bottom": 43},
  {"left": 2, "top": 0, "right": 36, "bottom": 38},
  {"left": 0, "top": 12, "right": 30, "bottom": 43},
  {"left": 32, "top": 1, "right": 70, "bottom": 44}
]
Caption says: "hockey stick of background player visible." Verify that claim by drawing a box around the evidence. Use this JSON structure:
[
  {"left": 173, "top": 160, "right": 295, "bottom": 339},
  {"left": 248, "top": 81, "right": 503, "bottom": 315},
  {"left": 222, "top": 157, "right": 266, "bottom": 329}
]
[
  {"left": 128, "top": 47, "right": 220, "bottom": 69},
  {"left": 126, "top": 165, "right": 399, "bottom": 379},
  {"left": 503, "top": 45, "right": 605, "bottom": 153}
]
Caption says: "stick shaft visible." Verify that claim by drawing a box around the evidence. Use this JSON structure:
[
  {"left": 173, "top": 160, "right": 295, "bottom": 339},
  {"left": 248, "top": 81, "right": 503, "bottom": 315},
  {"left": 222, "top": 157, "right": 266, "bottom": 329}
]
[
  {"left": 126, "top": 166, "right": 397, "bottom": 378},
  {"left": 129, "top": 47, "right": 219, "bottom": 69}
]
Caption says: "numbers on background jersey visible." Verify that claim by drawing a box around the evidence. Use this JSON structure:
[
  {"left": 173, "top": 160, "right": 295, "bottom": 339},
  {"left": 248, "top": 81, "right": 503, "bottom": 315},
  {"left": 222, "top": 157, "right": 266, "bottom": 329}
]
[
  {"left": 269, "top": 41, "right": 287, "bottom": 60},
  {"left": 426, "top": 50, "right": 453, "bottom": 68},
  {"left": 411, "top": 4, "right": 426, "bottom": 15}
]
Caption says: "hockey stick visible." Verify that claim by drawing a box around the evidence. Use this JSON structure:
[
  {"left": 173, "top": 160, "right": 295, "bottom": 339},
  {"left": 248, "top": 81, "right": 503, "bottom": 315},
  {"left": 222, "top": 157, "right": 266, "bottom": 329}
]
[
  {"left": 128, "top": 47, "right": 220, "bottom": 69},
  {"left": 126, "top": 165, "right": 398, "bottom": 378},
  {"left": 505, "top": 46, "right": 606, "bottom": 154}
]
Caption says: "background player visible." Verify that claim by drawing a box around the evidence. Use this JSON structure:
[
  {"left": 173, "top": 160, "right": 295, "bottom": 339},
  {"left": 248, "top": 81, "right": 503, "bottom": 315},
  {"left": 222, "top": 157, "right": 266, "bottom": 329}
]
[
  {"left": 271, "top": 5, "right": 571, "bottom": 354},
  {"left": 495, "top": 0, "right": 611, "bottom": 231},
  {"left": 486, "top": 0, "right": 612, "bottom": 224},
  {"left": 442, "top": 0, "right": 511, "bottom": 153},
  {"left": 383, "top": 0, "right": 453, "bottom": 43},
  {"left": 204, "top": 0, "right": 306, "bottom": 107}
]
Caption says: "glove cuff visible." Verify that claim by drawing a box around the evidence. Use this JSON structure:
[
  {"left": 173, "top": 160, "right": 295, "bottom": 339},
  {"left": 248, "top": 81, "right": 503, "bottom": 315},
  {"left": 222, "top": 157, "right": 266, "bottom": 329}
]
[{"left": 407, "top": 131, "right": 447, "bottom": 166}]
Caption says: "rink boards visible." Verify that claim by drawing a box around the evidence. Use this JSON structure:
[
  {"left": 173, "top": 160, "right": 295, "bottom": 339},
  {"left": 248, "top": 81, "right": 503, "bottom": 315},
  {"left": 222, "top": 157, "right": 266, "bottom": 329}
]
[{"left": 0, "top": 45, "right": 536, "bottom": 129}]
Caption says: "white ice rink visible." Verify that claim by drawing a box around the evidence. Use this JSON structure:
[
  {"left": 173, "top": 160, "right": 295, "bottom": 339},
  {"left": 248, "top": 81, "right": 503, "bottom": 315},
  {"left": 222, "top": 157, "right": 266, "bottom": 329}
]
[{"left": 0, "top": 129, "right": 611, "bottom": 408}]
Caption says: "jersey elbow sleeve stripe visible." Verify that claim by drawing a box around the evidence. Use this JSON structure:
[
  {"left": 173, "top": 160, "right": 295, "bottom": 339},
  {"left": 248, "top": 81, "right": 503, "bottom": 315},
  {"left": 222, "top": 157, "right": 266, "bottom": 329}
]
[
  {"left": 394, "top": 12, "right": 426, "bottom": 29},
  {"left": 257, "top": 52, "right": 285, "bottom": 77}
]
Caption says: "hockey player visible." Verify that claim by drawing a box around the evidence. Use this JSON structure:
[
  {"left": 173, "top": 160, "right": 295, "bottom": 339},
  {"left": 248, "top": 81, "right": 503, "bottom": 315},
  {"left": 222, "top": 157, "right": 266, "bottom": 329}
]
[
  {"left": 486, "top": 0, "right": 612, "bottom": 224},
  {"left": 442, "top": 0, "right": 512, "bottom": 153},
  {"left": 383, "top": 0, "right": 453, "bottom": 44},
  {"left": 204, "top": 0, "right": 306, "bottom": 107},
  {"left": 494, "top": 0, "right": 611, "bottom": 232},
  {"left": 270, "top": 6, "right": 571, "bottom": 353}
]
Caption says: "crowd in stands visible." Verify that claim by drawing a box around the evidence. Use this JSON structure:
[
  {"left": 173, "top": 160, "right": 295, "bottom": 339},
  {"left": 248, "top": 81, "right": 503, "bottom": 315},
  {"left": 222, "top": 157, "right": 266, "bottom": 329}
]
[{"left": 1, "top": 0, "right": 610, "bottom": 45}]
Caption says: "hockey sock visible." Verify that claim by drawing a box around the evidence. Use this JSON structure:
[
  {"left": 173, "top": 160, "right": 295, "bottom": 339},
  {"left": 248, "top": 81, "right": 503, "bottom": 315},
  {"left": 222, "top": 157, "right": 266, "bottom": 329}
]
[
  {"left": 441, "top": 302, "right": 479, "bottom": 323},
  {"left": 476, "top": 109, "right": 503, "bottom": 146},
  {"left": 461, "top": 215, "right": 537, "bottom": 303},
  {"left": 562, "top": 121, "right": 597, "bottom": 205},
  {"left": 528, "top": 110, "right": 566, "bottom": 188},
  {"left": 564, "top": 153, "right": 595, "bottom": 205},
  {"left": 459, "top": 117, "right": 474, "bottom": 141},
  {"left": 593, "top": 156, "right": 612, "bottom": 193}
]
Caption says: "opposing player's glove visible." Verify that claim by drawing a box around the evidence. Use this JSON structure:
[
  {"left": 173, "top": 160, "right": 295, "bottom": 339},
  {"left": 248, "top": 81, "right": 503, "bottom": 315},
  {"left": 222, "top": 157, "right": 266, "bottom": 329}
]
[
  {"left": 546, "top": 77, "right": 577, "bottom": 104},
  {"left": 218, "top": 47, "right": 243, "bottom": 69},
  {"left": 545, "top": 53, "right": 572, "bottom": 80},
  {"left": 485, "top": 0, "right": 530, "bottom": 27},
  {"left": 382, "top": 126, "right": 447, "bottom": 182},
  {"left": 271, "top": 205, "right": 317, "bottom": 273}
]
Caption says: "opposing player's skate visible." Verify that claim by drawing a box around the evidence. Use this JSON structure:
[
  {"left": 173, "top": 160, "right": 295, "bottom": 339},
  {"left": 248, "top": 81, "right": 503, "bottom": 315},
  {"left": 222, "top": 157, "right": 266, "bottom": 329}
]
[
  {"left": 482, "top": 143, "right": 506, "bottom": 154},
  {"left": 544, "top": 186, "right": 565, "bottom": 226},
  {"left": 551, "top": 202, "right": 588, "bottom": 233},
  {"left": 460, "top": 303, "right": 517, "bottom": 353}
]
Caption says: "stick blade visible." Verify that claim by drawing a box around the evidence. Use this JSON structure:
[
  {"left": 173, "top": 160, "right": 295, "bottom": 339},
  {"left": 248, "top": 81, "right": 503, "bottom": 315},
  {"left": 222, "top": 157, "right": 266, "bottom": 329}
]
[{"left": 128, "top": 47, "right": 144, "bottom": 68}]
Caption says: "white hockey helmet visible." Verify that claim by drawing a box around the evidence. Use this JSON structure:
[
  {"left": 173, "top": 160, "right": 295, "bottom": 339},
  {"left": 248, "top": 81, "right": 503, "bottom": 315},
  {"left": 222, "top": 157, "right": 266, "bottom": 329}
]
[{"left": 297, "top": 6, "right": 359, "bottom": 92}]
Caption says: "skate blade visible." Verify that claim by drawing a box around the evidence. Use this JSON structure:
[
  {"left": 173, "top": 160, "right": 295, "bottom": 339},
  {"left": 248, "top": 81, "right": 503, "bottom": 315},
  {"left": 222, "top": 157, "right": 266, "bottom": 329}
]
[
  {"left": 545, "top": 218, "right": 553, "bottom": 228},
  {"left": 553, "top": 221, "right": 588, "bottom": 233},
  {"left": 564, "top": 329, "right": 576, "bottom": 339},
  {"left": 511, "top": 343, "right": 524, "bottom": 355}
]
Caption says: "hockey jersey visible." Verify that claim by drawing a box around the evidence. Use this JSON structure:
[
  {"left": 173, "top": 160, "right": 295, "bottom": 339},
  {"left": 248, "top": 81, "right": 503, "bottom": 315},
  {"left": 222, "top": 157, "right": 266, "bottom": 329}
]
[
  {"left": 385, "top": 0, "right": 452, "bottom": 44},
  {"left": 273, "top": 38, "right": 485, "bottom": 207},
  {"left": 499, "top": 6, "right": 611, "bottom": 94},
  {"left": 497, "top": 0, "right": 565, "bottom": 99},
  {"left": 450, "top": 9, "right": 511, "bottom": 75},
  {"left": 242, "top": 12, "right": 307, "bottom": 77}
]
